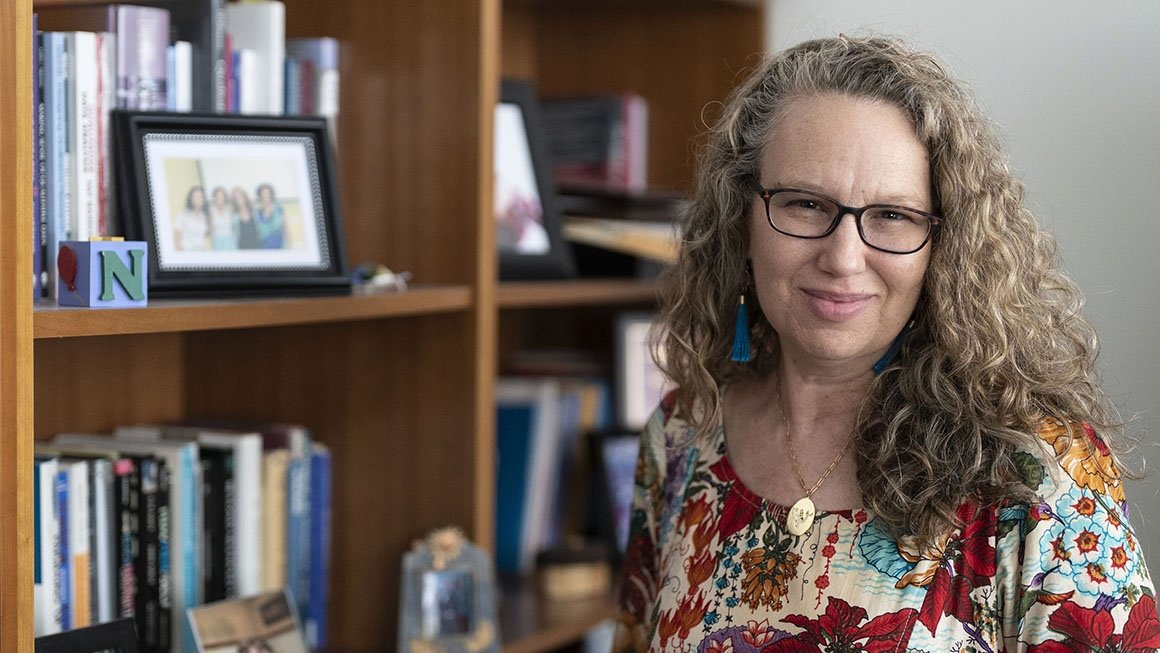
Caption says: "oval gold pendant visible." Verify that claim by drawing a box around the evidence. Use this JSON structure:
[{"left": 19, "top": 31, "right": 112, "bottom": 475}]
[{"left": 786, "top": 496, "right": 816, "bottom": 536}]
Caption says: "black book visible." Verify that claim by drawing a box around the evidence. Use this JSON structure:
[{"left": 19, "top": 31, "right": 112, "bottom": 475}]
[
  {"left": 112, "top": 457, "right": 138, "bottom": 623},
  {"left": 135, "top": 456, "right": 159, "bottom": 653},
  {"left": 199, "top": 447, "right": 232, "bottom": 602},
  {"left": 155, "top": 461, "right": 171, "bottom": 653}
]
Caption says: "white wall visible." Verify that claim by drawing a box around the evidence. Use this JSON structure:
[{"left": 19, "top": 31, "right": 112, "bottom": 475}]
[{"left": 766, "top": 1, "right": 1160, "bottom": 561}]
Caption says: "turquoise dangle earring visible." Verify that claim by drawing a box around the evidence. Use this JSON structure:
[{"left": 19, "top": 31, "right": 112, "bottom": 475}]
[{"left": 730, "top": 265, "right": 753, "bottom": 363}]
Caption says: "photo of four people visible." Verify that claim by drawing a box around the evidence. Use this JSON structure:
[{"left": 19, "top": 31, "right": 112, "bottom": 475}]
[{"left": 174, "top": 182, "right": 290, "bottom": 252}]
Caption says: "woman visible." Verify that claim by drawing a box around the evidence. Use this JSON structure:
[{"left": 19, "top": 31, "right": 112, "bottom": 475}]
[
  {"left": 254, "top": 183, "right": 285, "bottom": 249},
  {"left": 615, "top": 36, "right": 1158, "bottom": 651},
  {"left": 174, "top": 185, "right": 210, "bottom": 251},
  {"left": 232, "top": 186, "right": 260, "bottom": 249},
  {"left": 208, "top": 186, "right": 238, "bottom": 250}
]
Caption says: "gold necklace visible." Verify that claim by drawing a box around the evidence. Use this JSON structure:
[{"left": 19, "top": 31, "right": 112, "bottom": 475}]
[{"left": 778, "top": 382, "right": 856, "bottom": 536}]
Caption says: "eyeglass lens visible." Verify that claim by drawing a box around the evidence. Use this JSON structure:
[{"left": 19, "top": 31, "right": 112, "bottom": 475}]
[{"left": 764, "top": 189, "right": 933, "bottom": 254}]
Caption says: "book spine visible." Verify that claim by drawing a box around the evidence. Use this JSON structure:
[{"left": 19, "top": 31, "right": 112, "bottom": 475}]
[
  {"left": 306, "top": 446, "right": 331, "bottom": 649},
  {"left": 156, "top": 461, "right": 171, "bottom": 653},
  {"left": 222, "top": 452, "right": 237, "bottom": 598},
  {"left": 94, "top": 32, "right": 112, "bottom": 237},
  {"left": 236, "top": 437, "right": 262, "bottom": 596},
  {"left": 200, "top": 449, "right": 225, "bottom": 602},
  {"left": 286, "top": 452, "right": 310, "bottom": 623},
  {"left": 32, "top": 16, "right": 42, "bottom": 299},
  {"left": 138, "top": 458, "right": 159, "bottom": 652},
  {"left": 113, "top": 458, "right": 137, "bottom": 623},
  {"left": 44, "top": 32, "right": 70, "bottom": 298},
  {"left": 56, "top": 469, "right": 71, "bottom": 630},
  {"left": 34, "top": 458, "right": 63, "bottom": 636},
  {"left": 261, "top": 450, "right": 288, "bottom": 590},
  {"left": 174, "top": 40, "right": 193, "bottom": 112},
  {"left": 91, "top": 458, "right": 117, "bottom": 623},
  {"left": 166, "top": 43, "right": 175, "bottom": 111},
  {"left": 283, "top": 56, "right": 300, "bottom": 115},
  {"left": 67, "top": 460, "right": 91, "bottom": 628},
  {"left": 211, "top": 0, "right": 226, "bottom": 112},
  {"left": 66, "top": 31, "right": 99, "bottom": 242},
  {"left": 117, "top": 6, "right": 169, "bottom": 110}
]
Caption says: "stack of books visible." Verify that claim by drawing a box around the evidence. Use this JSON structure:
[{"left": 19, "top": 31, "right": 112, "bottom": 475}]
[{"left": 33, "top": 420, "right": 332, "bottom": 653}]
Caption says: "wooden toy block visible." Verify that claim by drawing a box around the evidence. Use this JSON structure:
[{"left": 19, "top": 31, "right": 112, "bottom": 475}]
[{"left": 57, "top": 240, "right": 149, "bottom": 308}]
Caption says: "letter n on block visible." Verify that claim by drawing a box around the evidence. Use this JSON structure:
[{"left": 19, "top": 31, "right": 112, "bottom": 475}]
[{"left": 57, "top": 241, "right": 149, "bottom": 308}]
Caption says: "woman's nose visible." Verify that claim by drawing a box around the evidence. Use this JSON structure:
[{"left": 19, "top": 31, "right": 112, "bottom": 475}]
[{"left": 815, "top": 212, "right": 868, "bottom": 276}]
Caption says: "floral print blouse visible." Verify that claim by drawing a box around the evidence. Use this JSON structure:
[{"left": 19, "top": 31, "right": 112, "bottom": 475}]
[{"left": 614, "top": 392, "right": 1160, "bottom": 652}]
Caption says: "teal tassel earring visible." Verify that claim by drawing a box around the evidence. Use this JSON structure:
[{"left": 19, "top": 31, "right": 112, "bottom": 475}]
[{"left": 730, "top": 273, "right": 752, "bottom": 363}]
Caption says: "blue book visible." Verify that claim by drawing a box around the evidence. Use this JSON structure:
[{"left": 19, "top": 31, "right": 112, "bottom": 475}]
[
  {"left": 42, "top": 31, "right": 70, "bottom": 299},
  {"left": 495, "top": 403, "right": 534, "bottom": 573},
  {"left": 306, "top": 443, "right": 331, "bottom": 649},
  {"left": 33, "top": 14, "right": 42, "bottom": 299},
  {"left": 285, "top": 442, "right": 311, "bottom": 629},
  {"left": 55, "top": 469, "right": 71, "bottom": 630}
]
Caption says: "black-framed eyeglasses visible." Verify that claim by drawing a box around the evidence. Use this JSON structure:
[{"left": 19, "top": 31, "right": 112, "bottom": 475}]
[{"left": 755, "top": 185, "right": 942, "bottom": 255}]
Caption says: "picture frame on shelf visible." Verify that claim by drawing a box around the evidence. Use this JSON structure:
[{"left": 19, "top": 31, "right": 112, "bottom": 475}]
[
  {"left": 494, "top": 79, "right": 574, "bottom": 280},
  {"left": 114, "top": 111, "right": 349, "bottom": 296},
  {"left": 398, "top": 527, "right": 499, "bottom": 653},
  {"left": 586, "top": 429, "right": 641, "bottom": 555},
  {"left": 614, "top": 311, "right": 670, "bottom": 430},
  {"left": 187, "top": 588, "right": 310, "bottom": 653}
]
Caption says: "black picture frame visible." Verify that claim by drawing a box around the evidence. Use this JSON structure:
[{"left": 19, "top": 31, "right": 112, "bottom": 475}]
[
  {"left": 614, "top": 311, "right": 669, "bottom": 430},
  {"left": 113, "top": 110, "right": 349, "bottom": 297},
  {"left": 495, "top": 79, "right": 574, "bottom": 280},
  {"left": 586, "top": 429, "right": 641, "bottom": 556},
  {"left": 35, "top": 618, "right": 139, "bottom": 653}
]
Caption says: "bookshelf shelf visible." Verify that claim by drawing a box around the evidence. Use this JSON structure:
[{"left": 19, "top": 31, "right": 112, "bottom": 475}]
[
  {"left": 499, "top": 577, "right": 617, "bottom": 653},
  {"left": 498, "top": 279, "right": 658, "bottom": 309},
  {"left": 33, "top": 285, "right": 473, "bottom": 339}
]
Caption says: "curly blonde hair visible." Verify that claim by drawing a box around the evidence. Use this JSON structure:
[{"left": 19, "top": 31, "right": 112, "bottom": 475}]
[{"left": 658, "top": 35, "right": 1120, "bottom": 545}]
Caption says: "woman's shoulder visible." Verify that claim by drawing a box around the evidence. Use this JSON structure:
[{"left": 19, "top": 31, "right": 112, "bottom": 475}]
[{"left": 1017, "top": 418, "right": 1128, "bottom": 507}]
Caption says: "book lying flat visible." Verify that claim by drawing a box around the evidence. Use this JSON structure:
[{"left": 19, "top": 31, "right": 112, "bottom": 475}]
[{"left": 561, "top": 216, "right": 678, "bottom": 264}]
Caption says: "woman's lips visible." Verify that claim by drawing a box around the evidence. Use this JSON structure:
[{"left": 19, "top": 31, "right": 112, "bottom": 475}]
[{"left": 803, "top": 289, "right": 874, "bottom": 321}]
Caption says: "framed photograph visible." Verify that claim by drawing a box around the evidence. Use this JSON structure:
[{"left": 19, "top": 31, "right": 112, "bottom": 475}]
[
  {"left": 614, "top": 311, "right": 670, "bottom": 430},
  {"left": 399, "top": 527, "right": 498, "bottom": 653},
  {"left": 587, "top": 430, "right": 641, "bottom": 555},
  {"left": 114, "top": 111, "right": 349, "bottom": 296},
  {"left": 187, "top": 588, "right": 310, "bottom": 653},
  {"left": 35, "top": 618, "right": 139, "bottom": 653},
  {"left": 494, "top": 79, "right": 574, "bottom": 280}
]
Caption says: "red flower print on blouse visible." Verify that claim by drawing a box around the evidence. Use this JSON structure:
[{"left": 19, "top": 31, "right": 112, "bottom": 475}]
[
  {"left": 766, "top": 596, "right": 917, "bottom": 653},
  {"left": 914, "top": 502, "right": 998, "bottom": 635},
  {"left": 711, "top": 459, "right": 761, "bottom": 540},
  {"left": 1027, "top": 594, "right": 1160, "bottom": 652}
]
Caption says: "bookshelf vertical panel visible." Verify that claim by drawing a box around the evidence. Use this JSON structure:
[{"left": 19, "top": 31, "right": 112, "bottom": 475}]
[
  {"left": 185, "top": 316, "right": 479, "bottom": 650},
  {"left": 0, "top": 0, "right": 34, "bottom": 650},
  {"left": 531, "top": 4, "right": 764, "bottom": 192},
  {"left": 34, "top": 334, "right": 187, "bottom": 439},
  {"left": 283, "top": 0, "right": 488, "bottom": 286}
]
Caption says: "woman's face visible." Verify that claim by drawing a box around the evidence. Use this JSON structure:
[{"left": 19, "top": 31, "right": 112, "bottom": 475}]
[
  {"left": 749, "top": 93, "right": 932, "bottom": 372},
  {"left": 259, "top": 186, "right": 273, "bottom": 203},
  {"left": 190, "top": 188, "right": 206, "bottom": 208},
  {"left": 213, "top": 189, "right": 228, "bottom": 206}
]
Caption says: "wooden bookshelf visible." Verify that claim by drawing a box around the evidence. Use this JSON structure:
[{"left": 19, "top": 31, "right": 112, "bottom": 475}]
[
  {"left": 34, "top": 285, "right": 472, "bottom": 338},
  {"left": 498, "top": 279, "right": 658, "bottom": 309},
  {"left": 0, "top": 1, "right": 762, "bottom": 651}
]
